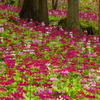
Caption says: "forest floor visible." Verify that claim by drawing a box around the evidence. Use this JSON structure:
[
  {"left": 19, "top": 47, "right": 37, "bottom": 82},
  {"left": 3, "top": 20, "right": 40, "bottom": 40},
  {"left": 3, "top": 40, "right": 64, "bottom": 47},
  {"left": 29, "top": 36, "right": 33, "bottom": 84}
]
[{"left": 0, "top": 0, "right": 100, "bottom": 100}]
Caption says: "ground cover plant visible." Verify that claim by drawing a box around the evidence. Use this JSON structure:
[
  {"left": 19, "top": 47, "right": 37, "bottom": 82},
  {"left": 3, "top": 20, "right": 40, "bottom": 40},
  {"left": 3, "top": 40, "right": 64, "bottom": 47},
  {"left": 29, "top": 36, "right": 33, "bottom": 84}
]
[{"left": 0, "top": 0, "right": 100, "bottom": 100}]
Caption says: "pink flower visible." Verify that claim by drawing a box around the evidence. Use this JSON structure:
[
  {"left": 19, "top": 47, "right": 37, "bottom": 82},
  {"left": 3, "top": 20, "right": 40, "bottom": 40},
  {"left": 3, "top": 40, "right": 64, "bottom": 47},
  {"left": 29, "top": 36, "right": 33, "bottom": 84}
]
[
  {"left": 50, "top": 78, "right": 58, "bottom": 81},
  {"left": 80, "top": 79, "right": 86, "bottom": 82}
]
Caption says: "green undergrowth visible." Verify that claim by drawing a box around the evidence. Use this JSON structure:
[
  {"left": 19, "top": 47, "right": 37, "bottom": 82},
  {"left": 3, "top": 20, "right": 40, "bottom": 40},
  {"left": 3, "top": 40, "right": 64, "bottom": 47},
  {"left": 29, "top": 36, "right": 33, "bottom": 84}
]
[{"left": 0, "top": 1, "right": 100, "bottom": 100}]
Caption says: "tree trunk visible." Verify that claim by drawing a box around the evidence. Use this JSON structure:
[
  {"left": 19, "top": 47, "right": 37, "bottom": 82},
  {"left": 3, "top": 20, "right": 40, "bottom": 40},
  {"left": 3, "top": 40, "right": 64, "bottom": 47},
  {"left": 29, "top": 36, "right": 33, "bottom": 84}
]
[
  {"left": 17, "top": 0, "right": 24, "bottom": 7},
  {"left": 52, "top": 0, "right": 59, "bottom": 10},
  {"left": 38, "top": 0, "right": 49, "bottom": 26},
  {"left": 52, "top": 0, "right": 54, "bottom": 8},
  {"left": 99, "top": 0, "right": 100, "bottom": 40},
  {"left": 19, "top": 0, "right": 49, "bottom": 26},
  {"left": 64, "top": 0, "right": 82, "bottom": 33},
  {"left": 19, "top": 0, "right": 39, "bottom": 22}
]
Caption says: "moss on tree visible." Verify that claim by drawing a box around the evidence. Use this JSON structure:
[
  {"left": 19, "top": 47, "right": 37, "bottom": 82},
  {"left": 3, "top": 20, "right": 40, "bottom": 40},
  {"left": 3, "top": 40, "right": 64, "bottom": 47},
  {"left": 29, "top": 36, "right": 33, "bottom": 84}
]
[{"left": 58, "top": 17, "right": 98, "bottom": 36}]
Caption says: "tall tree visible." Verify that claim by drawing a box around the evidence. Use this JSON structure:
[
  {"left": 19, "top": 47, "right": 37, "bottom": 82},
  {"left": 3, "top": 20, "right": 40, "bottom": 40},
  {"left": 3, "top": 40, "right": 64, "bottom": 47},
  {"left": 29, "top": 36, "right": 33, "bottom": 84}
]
[
  {"left": 99, "top": 0, "right": 100, "bottom": 40},
  {"left": 52, "top": 0, "right": 59, "bottom": 10},
  {"left": 19, "top": 0, "right": 39, "bottom": 22},
  {"left": 58, "top": 0, "right": 97, "bottom": 36},
  {"left": 64, "top": 0, "right": 82, "bottom": 32},
  {"left": 19, "top": 0, "right": 49, "bottom": 26},
  {"left": 38, "top": 0, "right": 49, "bottom": 25}
]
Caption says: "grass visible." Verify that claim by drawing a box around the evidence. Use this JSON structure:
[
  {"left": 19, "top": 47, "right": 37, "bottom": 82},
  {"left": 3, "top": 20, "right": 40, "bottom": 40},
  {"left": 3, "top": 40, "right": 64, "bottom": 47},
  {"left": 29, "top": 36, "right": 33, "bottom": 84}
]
[{"left": 0, "top": 0, "right": 100, "bottom": 100}]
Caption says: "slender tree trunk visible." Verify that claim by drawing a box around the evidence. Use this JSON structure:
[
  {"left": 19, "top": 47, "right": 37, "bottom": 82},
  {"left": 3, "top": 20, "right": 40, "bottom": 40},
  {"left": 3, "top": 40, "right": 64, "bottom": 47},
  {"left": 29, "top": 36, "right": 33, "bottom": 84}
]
[
  {"left": 64, "top": 0, "right": 81, "bottom": 32},
  {"left": 99, "top": 0, "right": 100, "bottom": 40},
  {"left": 52, "top": 0, "right": 59, "bottom": 10},
  {"left": 38, "top": 0, "right": 49, "bottom": 26},
  {"left": 52, "top": 0, "right": 54, "bottom": 8}
]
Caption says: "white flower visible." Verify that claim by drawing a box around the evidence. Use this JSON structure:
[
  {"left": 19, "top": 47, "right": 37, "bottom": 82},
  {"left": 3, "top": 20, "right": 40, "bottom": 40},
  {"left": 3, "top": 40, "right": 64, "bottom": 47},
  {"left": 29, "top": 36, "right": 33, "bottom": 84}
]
[
  {"left": 50, "top": 78, "right": 58, "bottom": 81},
  {"left": 96, "top": 76, "right": 100, "bottom": 81}
]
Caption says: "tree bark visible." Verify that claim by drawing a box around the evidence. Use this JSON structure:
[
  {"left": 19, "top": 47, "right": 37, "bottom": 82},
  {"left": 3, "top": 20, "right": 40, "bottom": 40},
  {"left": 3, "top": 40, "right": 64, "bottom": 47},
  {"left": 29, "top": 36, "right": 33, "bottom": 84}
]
[
  {"left": 64, "top": 0, "right": 82, "bottom": 33},
  {"left": 38, "top": 0, "right": 49, "bottom": 26},
  {"left": 52, "top": 0, "right": 59, "bottom": 10},
  {"left": 19, "top": 0, "right": 49, "bottom": 26},
  {"left": 19, "top": 0, "right": 39, "bottom": 22}
]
